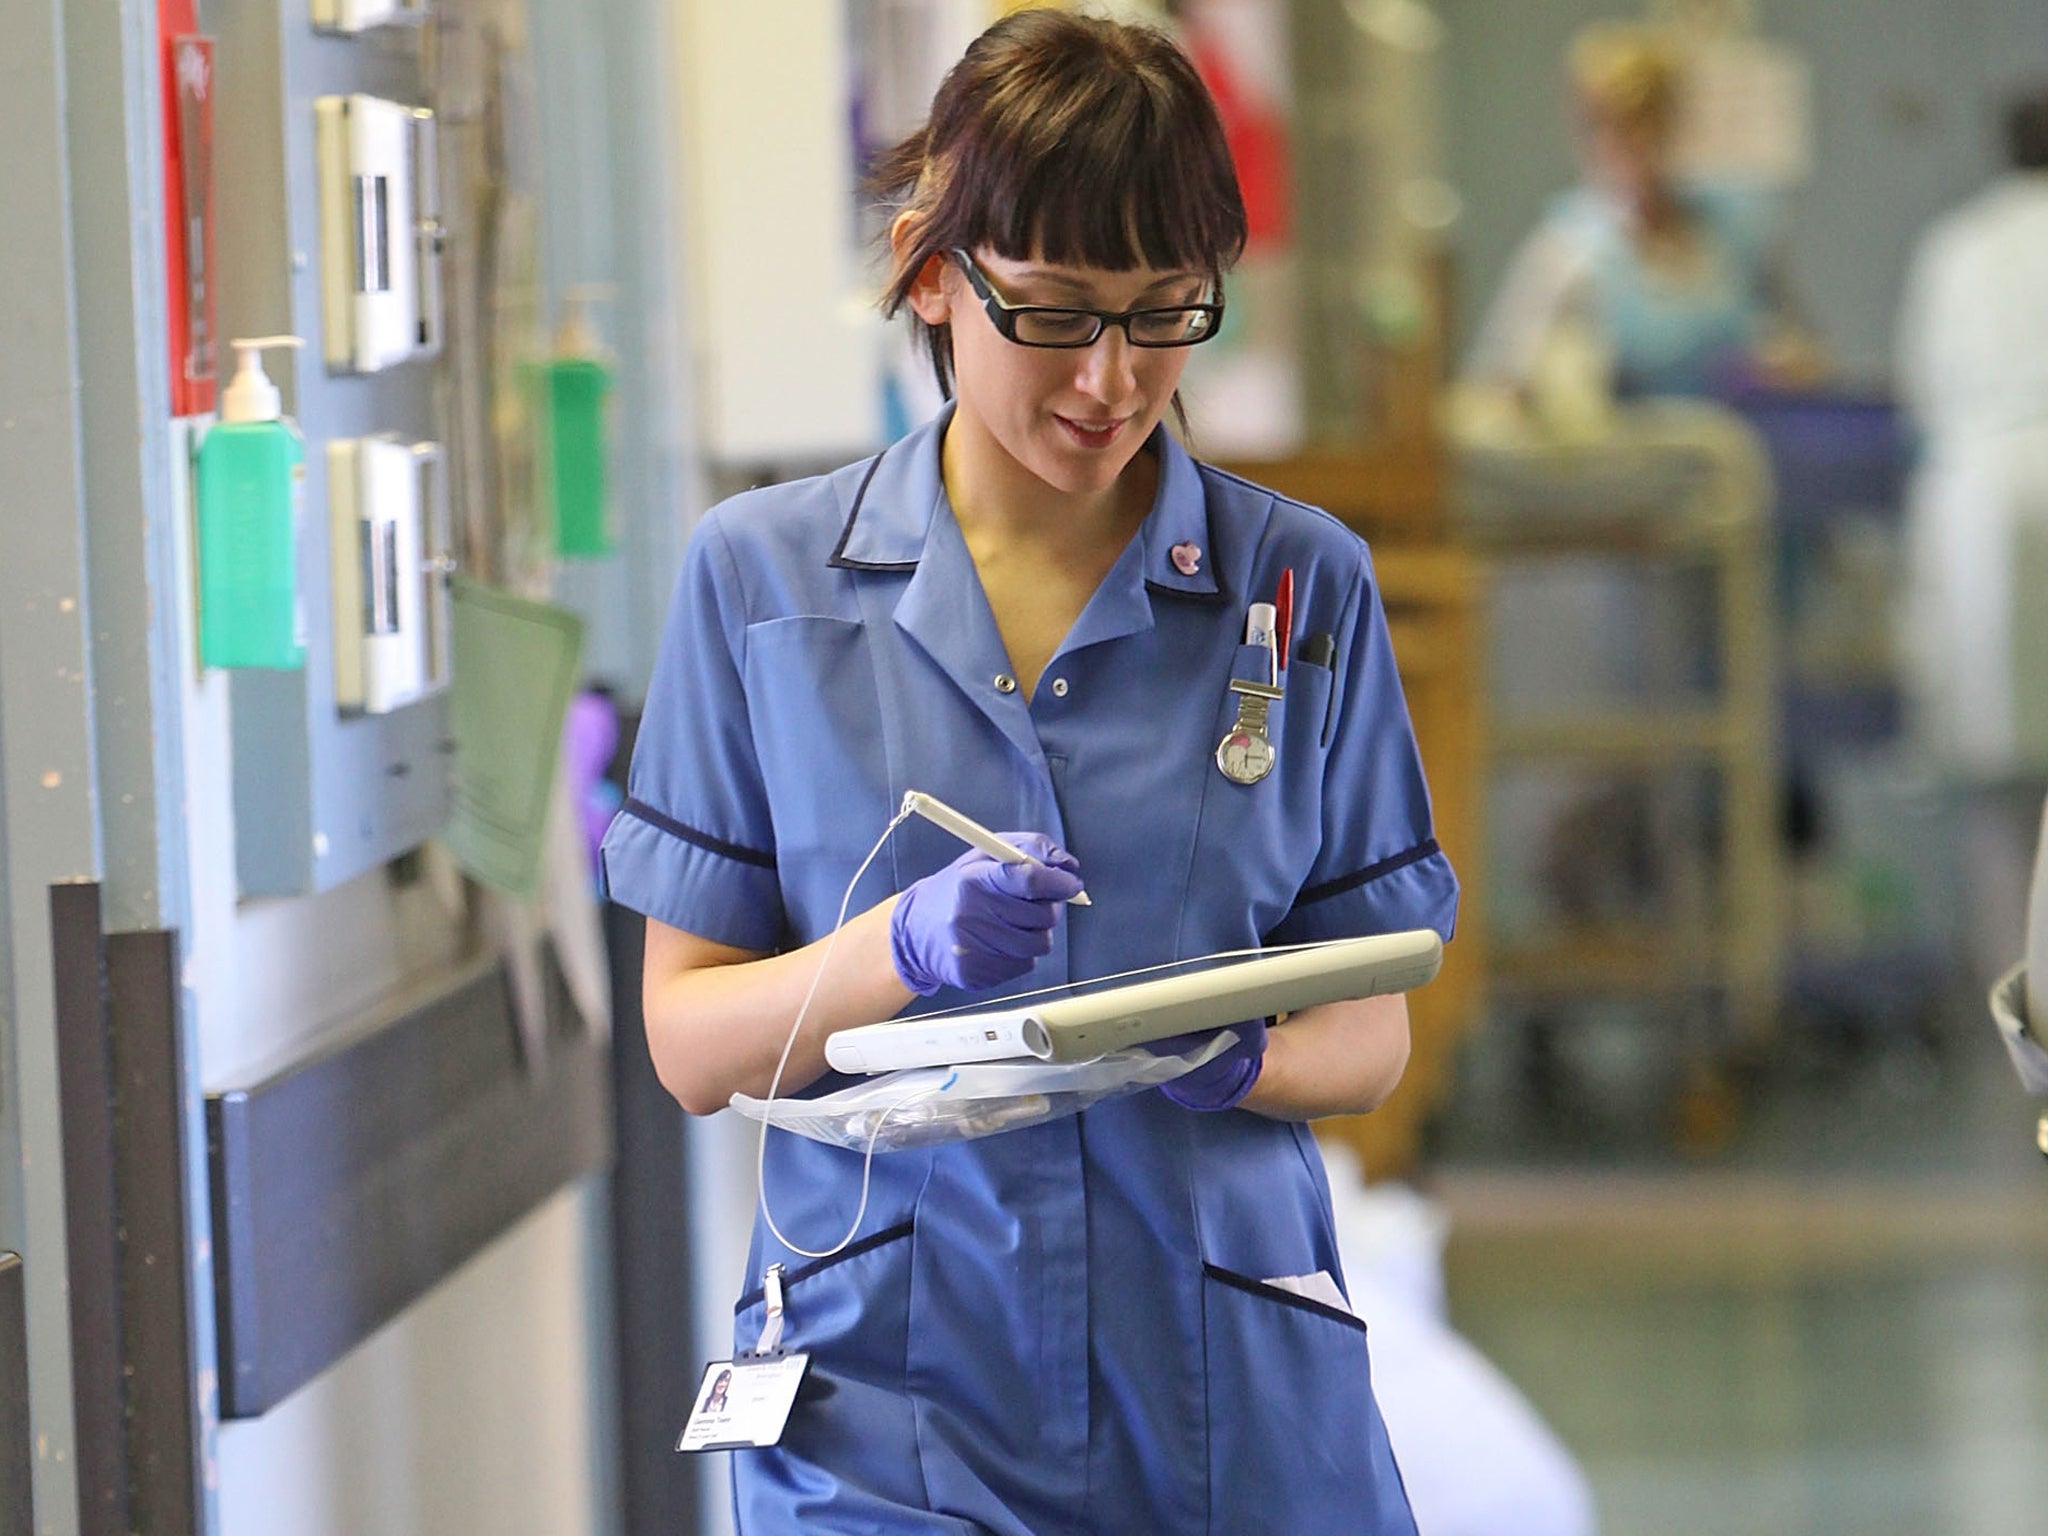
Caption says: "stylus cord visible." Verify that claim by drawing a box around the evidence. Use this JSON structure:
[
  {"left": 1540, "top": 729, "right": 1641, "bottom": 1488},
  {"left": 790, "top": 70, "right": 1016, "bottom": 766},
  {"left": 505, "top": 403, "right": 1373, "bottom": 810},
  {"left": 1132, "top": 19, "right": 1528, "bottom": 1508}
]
[
  {"left": 754, "top": 811, "right": 1364, "bottom": 1260},
  {"left": 754, "top": 803, "right": 934, "bottom": 1261}
]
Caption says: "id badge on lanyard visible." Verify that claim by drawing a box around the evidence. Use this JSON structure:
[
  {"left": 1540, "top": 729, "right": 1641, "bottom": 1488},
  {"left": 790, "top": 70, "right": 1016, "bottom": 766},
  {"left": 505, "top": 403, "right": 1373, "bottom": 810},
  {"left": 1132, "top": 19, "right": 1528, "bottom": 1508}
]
[{"left": 677, "top": 1263, "right": 811, "bottom": 1453}]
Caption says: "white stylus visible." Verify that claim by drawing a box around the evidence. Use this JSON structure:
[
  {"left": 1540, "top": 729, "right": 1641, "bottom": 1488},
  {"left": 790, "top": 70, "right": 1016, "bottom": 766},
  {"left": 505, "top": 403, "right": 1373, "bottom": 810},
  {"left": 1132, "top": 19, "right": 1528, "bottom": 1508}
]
[{"left": 900, "top": 790, "right": 1092, "bottom": 906}]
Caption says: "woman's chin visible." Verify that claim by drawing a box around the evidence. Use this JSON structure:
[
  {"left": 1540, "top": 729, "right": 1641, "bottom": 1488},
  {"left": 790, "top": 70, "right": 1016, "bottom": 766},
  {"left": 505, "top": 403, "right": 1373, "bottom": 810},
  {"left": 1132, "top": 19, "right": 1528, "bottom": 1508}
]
[{"left": 1025, "top": 433, "right": 1144, "bottom": 497}]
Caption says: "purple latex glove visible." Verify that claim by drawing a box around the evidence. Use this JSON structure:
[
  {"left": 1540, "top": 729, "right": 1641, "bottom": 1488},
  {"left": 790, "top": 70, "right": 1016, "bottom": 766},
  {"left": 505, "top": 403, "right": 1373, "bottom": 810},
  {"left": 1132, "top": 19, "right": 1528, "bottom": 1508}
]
[
  {"left": 889, "top": 834, "right": 1085, "bottom": 996},
  {"left": 1155, "top": 1018, "right": 1271, "bottom": 1111}
]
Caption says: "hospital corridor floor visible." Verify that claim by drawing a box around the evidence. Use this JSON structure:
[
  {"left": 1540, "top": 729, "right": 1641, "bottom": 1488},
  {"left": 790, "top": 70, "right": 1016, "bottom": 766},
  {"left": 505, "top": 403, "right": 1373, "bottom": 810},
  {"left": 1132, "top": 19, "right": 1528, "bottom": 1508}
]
[{"left": 1427, "top": 996, "right": 2048, "bottom": 1536}]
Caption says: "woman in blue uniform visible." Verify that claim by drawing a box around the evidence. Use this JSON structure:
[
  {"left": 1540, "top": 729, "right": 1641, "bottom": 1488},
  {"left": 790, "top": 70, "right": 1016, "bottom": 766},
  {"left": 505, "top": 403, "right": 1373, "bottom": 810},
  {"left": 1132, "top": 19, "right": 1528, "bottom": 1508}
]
[{"left": 600, "top": 11, "right": 1458, "bottom": 1532}]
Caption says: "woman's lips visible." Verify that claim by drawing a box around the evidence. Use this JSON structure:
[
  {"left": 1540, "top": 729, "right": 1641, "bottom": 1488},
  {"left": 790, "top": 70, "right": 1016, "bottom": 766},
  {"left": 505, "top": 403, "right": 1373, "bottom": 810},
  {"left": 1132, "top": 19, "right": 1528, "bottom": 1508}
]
[{"left": 1055, "top": 414, "right": 1129, "bottom": 449}]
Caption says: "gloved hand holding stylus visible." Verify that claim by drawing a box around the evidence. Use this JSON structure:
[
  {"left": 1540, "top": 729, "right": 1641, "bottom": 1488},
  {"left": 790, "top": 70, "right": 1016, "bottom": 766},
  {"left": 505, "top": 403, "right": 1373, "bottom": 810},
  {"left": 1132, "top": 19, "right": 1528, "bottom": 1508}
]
[{"left": 890, "top": 834, "right": 1085, "bottom": 995}]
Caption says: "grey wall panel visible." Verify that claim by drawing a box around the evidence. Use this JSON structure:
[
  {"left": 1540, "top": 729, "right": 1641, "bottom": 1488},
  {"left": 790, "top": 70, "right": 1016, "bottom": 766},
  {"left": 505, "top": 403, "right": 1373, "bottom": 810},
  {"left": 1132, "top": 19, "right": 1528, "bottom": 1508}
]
[
  {"left": 1, "top": 1252, "right": 30, "bottom": 1536},
  {"left": 65, "top": 0, "right": 187, "bottom": 938},
  {"left": 0, "top": 5, "right": 104, "bottom": 1530},
  {"left": 108, "top": 928, "right": 203, "bottom": 1536},
  {"left": 55, "top": 7, "right": 220, "bottom": 1518},
  {"left": 50, "top": 882, "right": 129, "bottom": 1536},
  {"left": 48, "top": 911, "right": 205, "bottom": 1536},
  {"left": 0, "top": 625, "right": 17, "bottom": 1409},
  {"left": 209, "top": 944, "right": 611, "bottom": 1419}
]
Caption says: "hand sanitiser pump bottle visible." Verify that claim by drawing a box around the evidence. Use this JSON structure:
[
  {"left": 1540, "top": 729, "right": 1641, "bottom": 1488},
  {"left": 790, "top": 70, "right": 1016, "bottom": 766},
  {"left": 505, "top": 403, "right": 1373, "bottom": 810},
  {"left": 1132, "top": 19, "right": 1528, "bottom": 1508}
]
[
  {"left": 538, "top": 287, "right": 616, "bottom": 557},
  {"left": 199, "top": 336, "right": 308, "bottom": 669}
]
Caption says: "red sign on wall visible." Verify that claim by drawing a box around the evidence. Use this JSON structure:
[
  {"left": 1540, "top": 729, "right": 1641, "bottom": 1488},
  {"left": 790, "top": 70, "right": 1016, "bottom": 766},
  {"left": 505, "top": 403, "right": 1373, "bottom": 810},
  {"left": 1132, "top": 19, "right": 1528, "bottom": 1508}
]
[{"left": 162, "top": 0, "right": 217, "bottom": 416}]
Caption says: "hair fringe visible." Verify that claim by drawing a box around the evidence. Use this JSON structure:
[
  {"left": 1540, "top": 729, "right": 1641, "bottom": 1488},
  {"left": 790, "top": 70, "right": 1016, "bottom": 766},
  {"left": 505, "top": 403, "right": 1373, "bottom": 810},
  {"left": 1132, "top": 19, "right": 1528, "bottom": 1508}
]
[{"left": 866, "top": 9, "right": 1246, "bottom": 407}]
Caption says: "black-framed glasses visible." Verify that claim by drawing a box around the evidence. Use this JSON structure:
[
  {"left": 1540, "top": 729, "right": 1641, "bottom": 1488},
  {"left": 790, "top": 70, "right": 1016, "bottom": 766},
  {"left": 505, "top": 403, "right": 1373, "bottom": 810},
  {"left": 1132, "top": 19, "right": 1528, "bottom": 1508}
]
[{"left": 949, "top": 249, "right": 1224, "bottom": 349}]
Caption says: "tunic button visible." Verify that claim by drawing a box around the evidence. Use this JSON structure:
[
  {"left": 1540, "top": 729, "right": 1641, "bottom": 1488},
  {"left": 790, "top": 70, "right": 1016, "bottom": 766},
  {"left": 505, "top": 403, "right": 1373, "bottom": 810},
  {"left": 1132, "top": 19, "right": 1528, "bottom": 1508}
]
[
  {"left": 993, "top": 673, "right": 1018, "bottom": 694},
  {"left": 1050, "top": 677, "right": 1069, "bottom": 697}
]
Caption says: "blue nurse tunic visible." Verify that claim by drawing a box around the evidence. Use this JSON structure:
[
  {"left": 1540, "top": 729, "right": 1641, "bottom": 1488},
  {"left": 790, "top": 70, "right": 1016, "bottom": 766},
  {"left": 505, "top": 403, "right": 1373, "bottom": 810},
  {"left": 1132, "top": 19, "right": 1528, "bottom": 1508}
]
[{"left": 601, "top": 407, "right": 1459, "bottom": 1535}]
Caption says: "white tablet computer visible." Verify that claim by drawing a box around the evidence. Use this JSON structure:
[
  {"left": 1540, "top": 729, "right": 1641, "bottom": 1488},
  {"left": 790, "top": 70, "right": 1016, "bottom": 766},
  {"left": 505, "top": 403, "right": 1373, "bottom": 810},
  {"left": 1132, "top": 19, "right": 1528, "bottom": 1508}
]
[{"left": 824, "top": 929, "right": 1443, "bottom": 1076}]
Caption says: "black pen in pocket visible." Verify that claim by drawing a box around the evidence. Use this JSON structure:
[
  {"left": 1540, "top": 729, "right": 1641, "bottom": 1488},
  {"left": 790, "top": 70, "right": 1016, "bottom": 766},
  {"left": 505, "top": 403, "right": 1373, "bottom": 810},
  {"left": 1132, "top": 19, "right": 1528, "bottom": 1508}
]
[{"left": 1295, "top": 631, "right": 1336, "bottom": 745}]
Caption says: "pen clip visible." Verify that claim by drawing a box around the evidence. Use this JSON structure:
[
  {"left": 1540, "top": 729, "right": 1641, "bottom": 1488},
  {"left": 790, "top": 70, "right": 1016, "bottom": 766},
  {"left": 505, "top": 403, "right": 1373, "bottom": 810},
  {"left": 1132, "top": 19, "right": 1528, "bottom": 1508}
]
[{"left": 1274, "top": 568, "right": 1294, "bottom": 673}]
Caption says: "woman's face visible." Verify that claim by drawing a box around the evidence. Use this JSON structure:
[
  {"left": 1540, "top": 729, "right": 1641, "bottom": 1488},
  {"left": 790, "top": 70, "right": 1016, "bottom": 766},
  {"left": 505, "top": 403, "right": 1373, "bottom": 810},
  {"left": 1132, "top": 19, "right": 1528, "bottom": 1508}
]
[
  {"left": 1577, "top": 102, "right": 1670, "bottom": 213},
  {"left": 913, "top": 244, "right": 1208, "bottom": 499}
]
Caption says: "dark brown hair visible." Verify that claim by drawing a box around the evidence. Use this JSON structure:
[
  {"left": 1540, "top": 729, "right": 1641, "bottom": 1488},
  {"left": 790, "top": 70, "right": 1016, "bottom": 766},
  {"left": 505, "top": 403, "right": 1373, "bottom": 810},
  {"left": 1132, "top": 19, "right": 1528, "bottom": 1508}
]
[{"left": 868, "top": 8, "right": 1248, "bottom": 399}]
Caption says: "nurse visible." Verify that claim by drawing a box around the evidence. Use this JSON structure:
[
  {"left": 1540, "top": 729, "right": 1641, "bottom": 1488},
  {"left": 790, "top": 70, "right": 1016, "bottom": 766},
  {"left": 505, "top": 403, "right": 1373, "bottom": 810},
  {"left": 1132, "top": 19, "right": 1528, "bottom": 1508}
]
[
  {"left": 600, "top": 10, "right": 1459, "bottom": 1533},
  {"left": 1464, "top": 22, "right": 1819, "bottom": 402}
]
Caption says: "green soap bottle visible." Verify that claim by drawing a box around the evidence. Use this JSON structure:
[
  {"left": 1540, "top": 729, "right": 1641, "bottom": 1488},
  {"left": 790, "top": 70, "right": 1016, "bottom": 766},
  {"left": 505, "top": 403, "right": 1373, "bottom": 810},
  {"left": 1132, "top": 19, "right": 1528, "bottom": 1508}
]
[
  {"left": 540, "top": 288, "right": 616, "bottom": 557},
  {"left": 198, "top": 336, "right": 307, "bottom": 669}
]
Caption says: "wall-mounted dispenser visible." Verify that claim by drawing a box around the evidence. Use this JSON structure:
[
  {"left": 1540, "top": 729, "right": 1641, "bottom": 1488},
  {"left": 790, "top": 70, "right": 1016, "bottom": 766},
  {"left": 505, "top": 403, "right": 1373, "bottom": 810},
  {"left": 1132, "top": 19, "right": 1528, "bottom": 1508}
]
[
  {"left": 314, "top": 94, "right": 441, "bottom": 372},
  {"left": 537, "top": 287, "right": 616, "bottom": 557},
  {"left": 199, "top": 337, "right": 308, "bottom": 670},
  {"left": 208, "top": 0, "right": 455, "bottom": 899},
  {"left": 310, "top": 0, "right": 431, "bottom": 35},
  {"left": 329, "top": 435, "right": 454, "bottom": 714}
]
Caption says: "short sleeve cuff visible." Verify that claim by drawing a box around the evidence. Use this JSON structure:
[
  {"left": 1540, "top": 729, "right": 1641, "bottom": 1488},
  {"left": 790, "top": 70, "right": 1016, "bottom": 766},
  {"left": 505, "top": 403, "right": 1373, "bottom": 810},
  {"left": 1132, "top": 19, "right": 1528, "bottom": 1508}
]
[
  {"left": 597, "top": 800, "right": 787, "bottom": 952},
  {"left": 1268, "top": 841, "right": 1460, "bottom": 948}
]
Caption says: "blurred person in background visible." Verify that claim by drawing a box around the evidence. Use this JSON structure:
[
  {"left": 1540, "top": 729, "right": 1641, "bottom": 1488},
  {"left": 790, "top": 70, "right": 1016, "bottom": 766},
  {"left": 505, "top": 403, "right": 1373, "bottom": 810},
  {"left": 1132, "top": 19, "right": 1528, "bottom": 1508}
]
[
  {"left": 1450, "top": 22, "right": 1815, "bottom": 1153},
  {"left": 1896, "top": 84, "right": 2048, "bottom": 986},
  {"left": 1464, "top": 21, "right": 1822, "bottom": 419}
]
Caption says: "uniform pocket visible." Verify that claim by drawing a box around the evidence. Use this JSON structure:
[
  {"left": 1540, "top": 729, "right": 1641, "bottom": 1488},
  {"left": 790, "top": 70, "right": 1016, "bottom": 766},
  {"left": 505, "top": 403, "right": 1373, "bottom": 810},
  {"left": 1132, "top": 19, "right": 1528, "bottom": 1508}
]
[
  {"left": 730, "top": 1222, "right": 927, "bottom": 1515},
  {"left": 1200, "top": 1263, "right": 1415, "bottom": 1536},
  {"left": 1182, "top": 648, "right": 1335, "bottom": 945},
  {"left": 742, "top": 614, "right": 887, "bottom": 854},
  {"left": 741, "top": 614, "right": 896, "bottom": 938},
  {"left": 733, "top": 1220, "right": 916, "bottom": 1361},
  {"left": 1286, "top": 653, "right": 1336, "bottom": 749}
]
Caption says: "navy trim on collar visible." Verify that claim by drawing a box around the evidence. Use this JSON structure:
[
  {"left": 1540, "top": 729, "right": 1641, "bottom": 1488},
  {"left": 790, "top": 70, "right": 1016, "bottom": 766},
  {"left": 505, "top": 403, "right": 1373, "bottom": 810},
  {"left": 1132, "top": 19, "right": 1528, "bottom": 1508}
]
[
  {"left": 1131, "top": 443, "right": 1221, "bottom": 600},
  {"left": 827, "top": 449, "right": 914, "bottom": 572},
  {"left": 1143, "top": 577, "right": 1231, "bottom": 606},
  {"left": 827, "top": 411, "right": 1222, "bottom": 595},
  {"left": 1135, "top": 457, "right": 1229, "bottom": 603}
]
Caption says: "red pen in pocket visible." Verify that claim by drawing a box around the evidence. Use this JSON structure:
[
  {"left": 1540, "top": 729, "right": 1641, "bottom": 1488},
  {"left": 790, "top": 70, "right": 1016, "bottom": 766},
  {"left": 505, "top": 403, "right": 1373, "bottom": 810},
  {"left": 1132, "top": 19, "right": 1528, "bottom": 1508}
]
[{"left": 1274, "top": 568, "right": 1294, "bottom": 671}]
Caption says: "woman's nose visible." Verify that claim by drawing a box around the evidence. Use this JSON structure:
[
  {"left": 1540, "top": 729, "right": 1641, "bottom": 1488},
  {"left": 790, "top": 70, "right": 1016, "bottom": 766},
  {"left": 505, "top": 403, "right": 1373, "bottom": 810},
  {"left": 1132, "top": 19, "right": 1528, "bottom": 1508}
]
[{"left": 1075, "top": 325, "right": 1139, "bottom": 403}]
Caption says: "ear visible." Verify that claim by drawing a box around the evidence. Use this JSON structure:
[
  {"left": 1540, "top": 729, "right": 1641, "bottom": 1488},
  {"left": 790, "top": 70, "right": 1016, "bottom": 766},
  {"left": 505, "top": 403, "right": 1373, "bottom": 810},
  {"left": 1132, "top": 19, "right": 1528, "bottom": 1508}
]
[{"left": 894, "top": 211, "right": 953, "bottom": 327}]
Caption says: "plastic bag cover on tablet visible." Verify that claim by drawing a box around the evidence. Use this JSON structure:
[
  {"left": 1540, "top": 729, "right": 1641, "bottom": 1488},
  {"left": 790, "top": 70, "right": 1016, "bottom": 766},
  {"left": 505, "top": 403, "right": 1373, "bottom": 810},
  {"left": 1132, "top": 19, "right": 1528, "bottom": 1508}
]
[{"left": 731, "top": 1031, "right": 1240, "bottom": 1150}]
